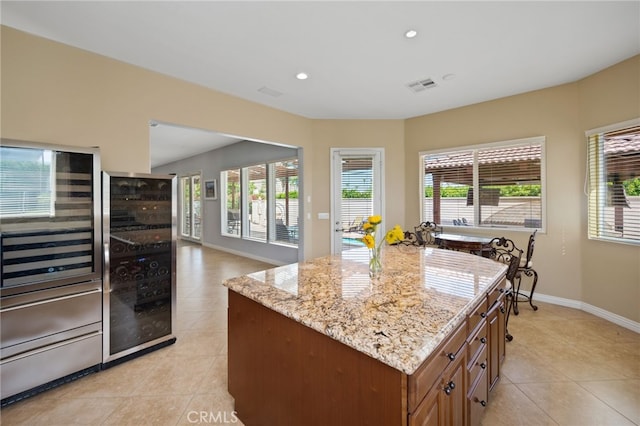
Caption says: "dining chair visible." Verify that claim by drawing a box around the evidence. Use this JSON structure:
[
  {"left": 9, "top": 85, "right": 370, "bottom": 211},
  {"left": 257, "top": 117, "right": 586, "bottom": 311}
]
[
  {"left": 487, "top": 236, "right": 523, "bottom": 342},
  {"left": 414, "top": 221, "right": 442, "bottom": 246},
  {"left": 513, "top": 230, "right": 539, "bottom": 315},
  {"left": 503, "top": 249, "right": 523, "bottom": 342}
]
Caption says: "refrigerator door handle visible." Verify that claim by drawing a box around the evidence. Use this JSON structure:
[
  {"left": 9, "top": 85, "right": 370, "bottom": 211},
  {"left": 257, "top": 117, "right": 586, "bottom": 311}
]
[{"left": 0, "top": 288, "right": 102, "bottom": 313}]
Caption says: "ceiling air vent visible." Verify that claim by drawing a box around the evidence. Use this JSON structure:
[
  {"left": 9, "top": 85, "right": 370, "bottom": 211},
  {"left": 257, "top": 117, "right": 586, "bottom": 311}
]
[
  {"left": 258, "top": 86, "right": 283, "bottom": 97},
  {"left": 406, "top": 78, "right": 437, "bottom": 93}
]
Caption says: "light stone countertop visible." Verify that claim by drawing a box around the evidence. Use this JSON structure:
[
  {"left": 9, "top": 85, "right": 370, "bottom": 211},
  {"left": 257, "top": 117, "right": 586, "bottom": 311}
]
[{"left": 223, "top": 245, "right": 507, "bottom": 375}]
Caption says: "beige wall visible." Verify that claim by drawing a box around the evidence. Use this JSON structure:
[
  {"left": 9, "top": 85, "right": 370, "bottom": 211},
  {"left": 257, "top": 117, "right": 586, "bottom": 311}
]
[
  {"left": 310, "top": 120, "right": 405, "bottom": 255},
  {"left": 405, "top": 57, "right": 640, "bottom": 323},
  {"left": 0, "top": 26, "right": 311, "bottom": 171},
  {"left": 577, "top": 56, "right": 640, "bottom": 322},
  {"left": 1, "top": 26, "right": 639, "bottom": 323}
]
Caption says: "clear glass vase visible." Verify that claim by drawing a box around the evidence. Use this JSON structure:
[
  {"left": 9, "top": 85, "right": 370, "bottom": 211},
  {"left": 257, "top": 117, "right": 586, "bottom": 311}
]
[{"left": 369, "top": 248, "right": 382, "bottom": 279}]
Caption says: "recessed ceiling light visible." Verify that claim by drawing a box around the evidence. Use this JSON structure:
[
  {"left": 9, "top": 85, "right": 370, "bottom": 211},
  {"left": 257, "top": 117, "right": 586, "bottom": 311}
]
[
  {"left": 296, "top": 72, "right": 309, "bottom": 80},
  {"left": 442, "top": 73, "right": 456, "bottom": 81},
  {"left": 404, "top": 29, "right": 418, "bottom": 39}
]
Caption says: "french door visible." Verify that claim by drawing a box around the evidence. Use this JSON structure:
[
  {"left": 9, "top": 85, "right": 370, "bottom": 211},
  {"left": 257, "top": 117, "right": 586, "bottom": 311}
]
[
  {"left": 331, "top": 149, "right": 384, "bottom": 254},
  {"left": 180, "top": 173, "right": 202, "bottom": 241}
]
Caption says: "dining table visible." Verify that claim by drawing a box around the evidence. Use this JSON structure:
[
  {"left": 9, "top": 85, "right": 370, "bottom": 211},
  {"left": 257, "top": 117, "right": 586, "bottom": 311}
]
[{"left": 434, "top": 232, "right": 494, "bottom": 256}]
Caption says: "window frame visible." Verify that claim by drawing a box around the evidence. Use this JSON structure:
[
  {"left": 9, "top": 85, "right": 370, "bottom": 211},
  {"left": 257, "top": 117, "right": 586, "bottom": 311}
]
[
  {"left": 586, "top": 118, "right": 640, "bottom": 246},
  {"left": 221, "top": 168, "right": 241, "bottom": 238},
  {"left": 419, "top": 136, "right": 546, "bottom": 232},
  {"left": 220, "top": 158, "right": 299, "bottom": 247}
]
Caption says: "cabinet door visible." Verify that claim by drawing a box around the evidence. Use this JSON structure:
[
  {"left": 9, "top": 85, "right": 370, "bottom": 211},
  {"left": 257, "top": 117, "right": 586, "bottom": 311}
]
[
  {"left": 468, "top": 368, "right": 489, "bottom": 426},
  {"left": 487, "top": 305, "right": 500, "bottom": 391},
  {"left": 498, "top": 298, "right": 506, "bottom": 365},
  {"left": 441, "top": 348, "right": 467, "bottom": 426},
  {"left": 409, "top": 381, "right": 442, "bottom": 426},
  {"left": 487, "top": 294, "right": 507, "bottom": 392}
]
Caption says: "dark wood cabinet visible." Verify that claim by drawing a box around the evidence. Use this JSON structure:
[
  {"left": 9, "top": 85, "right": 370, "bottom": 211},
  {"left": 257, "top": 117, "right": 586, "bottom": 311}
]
[{"left": 228, "top": 276, "right": 507, "bottom": 426}]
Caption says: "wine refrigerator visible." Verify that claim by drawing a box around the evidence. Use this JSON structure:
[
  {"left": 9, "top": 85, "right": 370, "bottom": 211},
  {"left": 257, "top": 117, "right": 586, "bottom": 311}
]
[
  {"left": 1, "top": 139, "right": 103, "bottom": 404},
  {"left": 102, "top": 171, "right": 177, "bottom": 366}
]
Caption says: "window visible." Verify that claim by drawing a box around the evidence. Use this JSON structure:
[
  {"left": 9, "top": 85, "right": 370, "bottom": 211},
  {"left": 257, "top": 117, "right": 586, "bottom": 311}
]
[
  {"left": 587, "top": 120, "right": 640, "bottom": 245},
  {"left": 271, "top": 159, "right": 299, "bottom": 244},
  {"left": 421, "top": 137, "right": 544, "bottom": 230},
  {"left": 246, "top": 164, "right": 267, "bottom": 241},
  {"left": 221, "top": 159, "right": 299, "bottom": 246},
  {"left": 222, "top": 168, "right": 241, "bottom": 237}
]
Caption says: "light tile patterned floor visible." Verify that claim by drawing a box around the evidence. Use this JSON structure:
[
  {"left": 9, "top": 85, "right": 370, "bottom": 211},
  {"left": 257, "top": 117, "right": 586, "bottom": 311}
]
[{"left": 1, "top": 242, "right": 638, "bottom": 425}]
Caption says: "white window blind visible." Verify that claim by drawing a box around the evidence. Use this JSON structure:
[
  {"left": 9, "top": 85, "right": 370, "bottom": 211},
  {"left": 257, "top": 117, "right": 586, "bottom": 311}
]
[
  {"left": 421, "top": 137, "right": 544, "bottom": 230},
  {"left": 587, "top": 122, "right": 640, "bottom": 245},
  {"left": 0, "top": 146, "right": 54, "bottom": 218},
  {"left": 341, "top": 157, "right": 374, "bottom": 230}
]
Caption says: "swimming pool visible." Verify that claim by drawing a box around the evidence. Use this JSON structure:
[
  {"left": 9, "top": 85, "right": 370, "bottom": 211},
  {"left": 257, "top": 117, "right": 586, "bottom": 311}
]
[{"left": 342, "top": 237, "right": 365, "bottom": 248}]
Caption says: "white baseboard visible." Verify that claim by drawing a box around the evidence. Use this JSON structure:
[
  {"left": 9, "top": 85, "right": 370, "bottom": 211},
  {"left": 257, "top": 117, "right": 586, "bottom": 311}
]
[
  {"left": 201, "top": 242, "right": 286, "bottom": 266},
  {"left": 519, "top": 291, "right": 640, "bottom": 334}
]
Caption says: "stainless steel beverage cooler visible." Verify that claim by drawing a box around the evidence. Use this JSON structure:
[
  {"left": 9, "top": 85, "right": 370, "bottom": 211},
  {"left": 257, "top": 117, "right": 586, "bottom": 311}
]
[
  {"left": 102, "top": 171, "right": 177, "bottom": 367},
  {"left": 0, "top": 139, "right": 103, "bottom": 404}
]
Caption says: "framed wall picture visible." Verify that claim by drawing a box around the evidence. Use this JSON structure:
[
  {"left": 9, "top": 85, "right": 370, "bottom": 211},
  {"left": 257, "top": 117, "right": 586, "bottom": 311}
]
[{"left": 204, "top": 179, "right": 217, "bottom": 200}]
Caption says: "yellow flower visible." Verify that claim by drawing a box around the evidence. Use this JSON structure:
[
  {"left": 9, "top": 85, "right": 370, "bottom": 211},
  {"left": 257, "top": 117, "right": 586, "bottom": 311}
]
[
  {"left": 367, "top": 215, "right": 382, "bottom": 226},
  {"left": 385, "top": 225, "right": 405, "bottom": 244},
  {"left": 361, "top": 234, "right": 375, "bottom": 249},
  {"left": 362, "top": 222, "right": 374, "bottom": 232}
]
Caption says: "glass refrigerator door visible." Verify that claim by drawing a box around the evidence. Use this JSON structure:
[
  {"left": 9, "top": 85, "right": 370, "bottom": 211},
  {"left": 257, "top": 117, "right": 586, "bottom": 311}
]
[
  {"left": 103, "top": 172, "right": 176, "bottom": 362},
  {"left": 0, "top": 143, "right": 101, "bottom": 293}
]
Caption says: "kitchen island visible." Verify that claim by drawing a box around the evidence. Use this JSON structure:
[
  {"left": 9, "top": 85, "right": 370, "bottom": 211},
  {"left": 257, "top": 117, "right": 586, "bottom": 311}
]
[{"left": 224, "top": 246, "right": 508, "bottom": 426}]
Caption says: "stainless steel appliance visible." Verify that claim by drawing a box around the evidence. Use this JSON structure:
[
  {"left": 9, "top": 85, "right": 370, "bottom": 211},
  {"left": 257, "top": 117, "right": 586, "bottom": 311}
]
[
  {"left": 0, "top": 139, "right": 103, "bottom": 404},
  {"left": 102, "top": 171, "right": 176, "bottom": 366}
]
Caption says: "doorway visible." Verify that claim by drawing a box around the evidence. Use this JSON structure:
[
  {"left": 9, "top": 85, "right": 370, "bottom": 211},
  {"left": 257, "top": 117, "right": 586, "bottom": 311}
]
[
  {"left": 331, "top": 149, "right": 384, "bottom": 254},
  {"left": 180, "top": 173, "right": 202, "bottom": 242}
]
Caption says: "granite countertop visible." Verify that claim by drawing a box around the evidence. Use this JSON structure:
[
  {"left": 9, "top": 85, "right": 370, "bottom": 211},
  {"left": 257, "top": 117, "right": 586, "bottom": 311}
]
[{"left": 223, "top": 245, "right": 507, "bottom": 375}]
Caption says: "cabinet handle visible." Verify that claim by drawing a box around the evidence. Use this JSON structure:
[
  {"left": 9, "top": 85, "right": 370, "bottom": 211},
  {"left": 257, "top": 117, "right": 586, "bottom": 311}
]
[
  {"left": 480, "top": 312, "right": 487, "bottom": 318},
  {"left": 447, "top": 352, "right": 456, "bottom": 361},
  {"left": 500, "top": 306, "right": 506, "bottom": 314},
  {"left": 480, "top": 362, "right": 486, "bottom": 369},
  {"left": 480, "top": 337, "right": 487, "bottom": 344},
  {"left": 443, "top": 382, "right": 455, "bottom": 395},
  {"left": 473, "top": 397, "right": 487, "bottom": 407}
]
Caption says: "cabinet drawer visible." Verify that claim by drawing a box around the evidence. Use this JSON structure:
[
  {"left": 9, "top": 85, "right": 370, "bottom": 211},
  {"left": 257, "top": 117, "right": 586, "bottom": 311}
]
[
  {"left": 408, "top": 321, "right": 467, "bottom": 412},
  {"left": 468, "top": 345, "right": 487, "bottom": 389},
  {"left": 468, "top": 298, "right": 488, "bottom": 335},
  {"left": 1, "top": 287, "right": 102, "bottom": 350},
  {"left": 467, "top": 321, "right": 487, "bottom": 365},
  {"left": 468, "top": 368, "right": 489, "bottom": 426},
  {"left": 488, "top": 277, "right": 508, "bottom": 308}
]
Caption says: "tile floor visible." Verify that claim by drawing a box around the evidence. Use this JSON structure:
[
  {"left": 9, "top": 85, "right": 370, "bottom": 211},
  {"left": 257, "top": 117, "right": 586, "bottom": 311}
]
[{"left": 1, "top": 242, "right": 638, "bottom": 425}]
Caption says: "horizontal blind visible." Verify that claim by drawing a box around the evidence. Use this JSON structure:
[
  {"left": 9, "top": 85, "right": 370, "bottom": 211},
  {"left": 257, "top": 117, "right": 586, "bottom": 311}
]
[
  {"left": 423, "top": 150, "right": 473, "bottom": 226},
  {"left": 0, "top": 146, "right": 54, "bottom": 217},
  {"left": 587, "top": 125, "right": 640, "bottom": 245},
  {"left": 422, "top": 138, "right": 543, "bottom": 230},
  {"left": 477, "top": 142, "right": 542, "bottom": 228},
  {"left": 341, "top": 157, "right": 373, "bottom": 229}
]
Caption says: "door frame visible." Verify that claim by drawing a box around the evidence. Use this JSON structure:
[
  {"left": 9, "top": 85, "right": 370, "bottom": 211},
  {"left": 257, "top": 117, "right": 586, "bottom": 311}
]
[{"left": 330, "top": 148, "right": 385, "bottom": 254}]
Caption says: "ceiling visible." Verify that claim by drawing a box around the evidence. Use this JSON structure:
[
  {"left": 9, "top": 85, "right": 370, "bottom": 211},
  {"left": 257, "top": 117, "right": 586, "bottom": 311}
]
[{"left": 2, "top": 1, "right": 639, "bottom": 167}]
